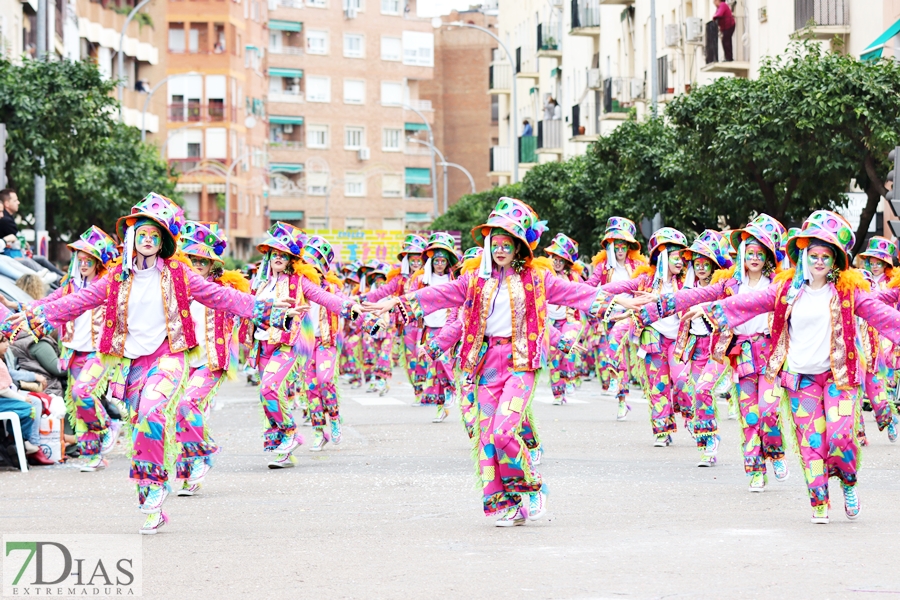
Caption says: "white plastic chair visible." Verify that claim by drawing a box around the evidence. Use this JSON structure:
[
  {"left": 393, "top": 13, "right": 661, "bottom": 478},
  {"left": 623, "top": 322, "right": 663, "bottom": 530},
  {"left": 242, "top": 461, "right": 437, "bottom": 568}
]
[{"left": 0, "top": 411, "right": 28, "bottom": 472}]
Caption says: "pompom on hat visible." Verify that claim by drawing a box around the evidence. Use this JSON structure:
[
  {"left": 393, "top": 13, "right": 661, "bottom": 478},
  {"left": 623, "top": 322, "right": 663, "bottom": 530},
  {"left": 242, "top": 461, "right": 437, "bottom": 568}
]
[
  {"left": 647, "top": 227, "right": 688, "bottom": 264},
  {"left": 67, "top": 226, "right": 118, "bottom": 267},
  {"left": 115, "top": 192, "right": 185, "bottom": 259},
  {"left": 180, "top": 221, "right": 227, "bottom": 263},
  {"left": 786, "top": 210, "right": 856, "bottom": 271},
  {"left": 301, "top": 235, "right": 335, "bottom": 274},
  {"left": 471, "top": 197, "right": 548, "bottom": 258},
  {"left": 858, "top": 235, "right": 896, "bottom": 266},
  {"left": 544, "top": 233, "right": 579, "bottom": 265},
  {"left": 683, "top": 229, "right": 733, "bottom": 269},
  {"left": 601, "top": 217, "right": 640, "bottom": 250},
  {"left": 257, "top": 221, "right": 306, "bottom": 257},
  {"left": 729, "top": 213, "right": 786, "bottom": 264}
]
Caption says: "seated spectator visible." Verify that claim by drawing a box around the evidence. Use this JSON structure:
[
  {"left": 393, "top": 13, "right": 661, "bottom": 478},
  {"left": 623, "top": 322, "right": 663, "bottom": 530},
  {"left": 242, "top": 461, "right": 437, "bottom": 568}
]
[
  {"left": 16, "top": 273, "right": 47, "bottom": 300},
  {"left": 0, "top": 325, "right": 53, "bottom": 465},
  {"left": 5, "top": 332, "right": 49, "bottom": 394},
  {"left": 12, "top": 333, "right": 64, "bottom": 397}
]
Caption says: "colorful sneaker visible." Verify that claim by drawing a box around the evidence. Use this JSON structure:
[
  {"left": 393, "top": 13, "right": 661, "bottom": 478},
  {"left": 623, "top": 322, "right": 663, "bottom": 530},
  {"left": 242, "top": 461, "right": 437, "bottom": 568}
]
[
  {"left": 267, "top": 453, "right": 296, "bottom": 469},
  {"left": 889, "top": 417, "right": 898, "bottom": 443},
  {"left": 697, "top": 454, "right": 716, "bottom": 467},
  {"left": 705, "top": 434, "right": 720, "bottom": 456},
  {"left": 443, "top": 390, "right": 456, "bottom": 408},
  {"left": 188, "top": 458, "right": 211, "bottom": 485},
  {"left": 140, "top": 484, "right": 169, "bottom": 514},
  {"left": 365, "top": 381, "right": 377, "bottom": 393},
  {"left": 608, "top": 379, "right": 620, "bottom": 398},
  {"left": 842, "top": 483, "right": 860, "bottom": 520},
  {"left": 350, "top": 380, "right": 362, "bottom": 389},
  {"left": 378, "top": 380, "right": 390, "bottom": 397},
  {"left": 552, "top": 396, "right": 566, "bottom": 406},
  {"left": 527, "top": 490, "right": 548, "bottom": 521},
  {"left": 653, "top": 434, "right": 672, "bottom": 447},
  {"left": 811, "top": 504, "right": 829, "bottom": 524},
  {"left": 80, "top": 454, "right": 108, "bottom": 472},
  {"left": 748, "top": 472, "right": 767, "bottom": 492},
  {"left": 309, "top": 429, "right": 329, "bottom": 452},
  {"left": 494, "top": 505, "right": 526, "bottom": 527},
  {"left": 100, "top": 420, "right": 122, "bottom": 454},
  {"left": 616, "top": 398, "right": 631, "bottom": 421},
  {"left": 177, "top": 482, "right": 201, "bottom": 497},
  {"left": 684, "top": 419, "right": 696, "bottom": 439},
  {"left": 565, "top": 383, "right": 575, "bottom": 396},
  {"left": 139, "top": 511, "right": 169, "bottom": 535},
  {"left": 432, "top": 406, "right": 449, "bottom": 423},
  {"left": 772, "top": 458, "right": 789, "bottom": 482},
  {"left": 330, "top": 419, "right": 342, "bottom": 445},
  {"left": 529, "top": 447, "right": 542, "bottom": 466},
  {"left": 273, "top": 433, "right": 300, "bottom": 456}
]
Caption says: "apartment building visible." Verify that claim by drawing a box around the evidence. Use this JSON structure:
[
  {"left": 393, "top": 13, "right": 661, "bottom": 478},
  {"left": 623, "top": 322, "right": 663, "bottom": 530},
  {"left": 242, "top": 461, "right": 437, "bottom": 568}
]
[
  {"left": 165, "top": 0, "right": 270, "bottom": 257},
  {"left": 421, "top": 7, "right": 499, "bottom": 206},
  {"left": 265, "top": 0, "right": 436, "bottom": 233}
]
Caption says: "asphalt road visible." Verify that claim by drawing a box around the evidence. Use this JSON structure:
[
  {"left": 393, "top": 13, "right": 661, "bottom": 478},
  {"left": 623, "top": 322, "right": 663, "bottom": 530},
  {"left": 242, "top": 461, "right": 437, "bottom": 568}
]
[{"left": 4, "top": 368, "right": 900, "bottom": 599}]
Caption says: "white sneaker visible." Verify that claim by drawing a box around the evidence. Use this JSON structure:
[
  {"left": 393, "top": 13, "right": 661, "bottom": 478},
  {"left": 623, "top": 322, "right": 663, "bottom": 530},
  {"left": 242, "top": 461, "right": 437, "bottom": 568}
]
[
  {"left": 608, "top": 379, "right": 620, "bottom": 398},
  {"left": 811, "top": 504, "right": 829, "bottom": 524},
  {"left": 80, "top": 455, "right": 108, "bottom": 472},
  {"left": 100, "top": 420, "right": 121, "bottom": 454},
  {"left": 177, "top": 482, "right": 201, "bottom": 497},
  {"left": 188, "top": 458, "right": 211, "bottom": 485},
  {"left": 378, "top": 380, "right": 390, "bottom": 397},
  {"left": 273, "top": 434, "right": 300, "bottom": 455},
  {"left": 365, "top": 381, "right": 377, "bottom": 393},
  {"left": 529, "top": 447, "right": 542, "bottom": 466},
  {"left": 653, "top": 434, "right": 672, "bottom": 447},
  {"left": 309, "top": 430, "right": 329, "bottom": 452},
  {"left": 267, "top": 453, "right": 296, "bottom": 469},
  {"left": 565, "top": 383, "right": 575, "bottom": 395},
  {"left": 494, "top": 505, "right": 526, "bottom": 527},
  {"left": 330, "top": 419, "right": 342, "bottom": 445},
  {"left": 697, "top": 454, "right": 717, "bottom": 467},
  {"left": 140, "top": 484, "right": 169, "bottom": 514},
  {"left": 139, "top": 511, "right": 168, "bottom": 535},
  {"left": 527, "top": 490, "right": 548, "bottom": 521},
  {"left": 748, "top": 472, "right": 767, "bottom": 492},
  {"left": 432, "top": 406, "right": 449, "bottom": 423},
  {"left": 616, "top": 399, "right": 630, "bottom": 421},
  {"left": 772, "top": 458, "right": 789, "bottom": 482}
]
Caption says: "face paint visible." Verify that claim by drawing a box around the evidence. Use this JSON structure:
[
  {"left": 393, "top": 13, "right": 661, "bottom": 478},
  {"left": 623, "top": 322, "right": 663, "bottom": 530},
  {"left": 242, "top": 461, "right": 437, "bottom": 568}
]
[
  {"left": 433, "top": 256, "right": 448, "bottom": 274},
  {"left": 78, "top": 256, "right": 96, "bottom": 269},
  {"left": 807, "top": 251, "right": 834, "bottom": 267},
  {"left": 409, "top": 255, "right": 424, "bottom": 271},
  {"left": 136, "top": 227, "right": 161, "bottom": 248},
  {"left": 744, "top": 249, "right": 767, "bottom": 262},
  {"left": 490, "top": 239, "right": 515, "bottom": 255}
]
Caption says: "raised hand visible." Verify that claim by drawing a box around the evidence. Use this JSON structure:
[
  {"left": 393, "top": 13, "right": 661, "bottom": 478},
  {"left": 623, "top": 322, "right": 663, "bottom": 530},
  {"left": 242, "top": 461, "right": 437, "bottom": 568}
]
[
  {"left": 614, "top": 293, "right": 653, "bottom": 311},
  {"left": 362, "top": 297, "right": 400, "bottom": 317},
  {"left": 680, "top": 305, "right": 705, "bottom": 322}
]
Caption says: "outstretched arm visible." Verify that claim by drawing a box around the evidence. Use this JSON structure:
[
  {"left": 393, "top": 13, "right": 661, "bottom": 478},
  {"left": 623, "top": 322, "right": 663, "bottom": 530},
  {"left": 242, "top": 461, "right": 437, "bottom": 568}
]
[
  {"left": 703, "top": 284, "right": 778, "bottom": 331},
  {"left": 857, "top": 290, "right": 900, "bottom": 345},
  {"left": 638, "top": 281, "right": 727, "bottom": 325}
]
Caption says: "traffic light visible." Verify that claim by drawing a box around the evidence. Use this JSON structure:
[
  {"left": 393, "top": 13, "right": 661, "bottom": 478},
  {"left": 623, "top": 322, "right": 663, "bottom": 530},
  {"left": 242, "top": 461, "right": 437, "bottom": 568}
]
[{"left": 888, "top": 146, "right": 900, "bottom": 237}]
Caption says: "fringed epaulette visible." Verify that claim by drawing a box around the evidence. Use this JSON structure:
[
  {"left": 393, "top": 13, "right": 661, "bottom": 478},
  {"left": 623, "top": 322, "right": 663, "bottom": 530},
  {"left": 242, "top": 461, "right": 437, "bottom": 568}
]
[
  {"left": 632, "top": 264, "right": 655, "bottom": 280},
  {"left": 528, "top": 256, "right": 554, "bottom": 274},
  {"left": 711, "top": 265, "right": 737, "bottom": 285},
  {"left": 217, "top": 269, "right": 251, "bottom": 293},
  {"left": 775, "top": 268, "right": 795, "bottom": 285},
  {"left": 591, "top": 250, "right": 606, "bottom": 268},
  {"left": 294, "top": 260, "right": 321, "bottom": 285},
  {"left": 325, "top": 271, "right": 342, "bottom": 286},
  {"left": 386, "top": 267, "right": 402, "bottom": 282},
  {"left": 629, "top": 249, "right": 649, "bottom": 264},
  {"left": 460, "top": 257, "right": 481, "bottom": 275},
  {"left": 838, "top": 268, "right": 871, "bottom": 294}
]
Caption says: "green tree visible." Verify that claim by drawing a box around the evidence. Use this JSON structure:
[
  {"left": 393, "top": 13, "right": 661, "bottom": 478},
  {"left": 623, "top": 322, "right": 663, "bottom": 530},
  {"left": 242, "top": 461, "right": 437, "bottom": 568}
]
[{"left": 0, "top": 58, "right": 178, "bottom": 258}]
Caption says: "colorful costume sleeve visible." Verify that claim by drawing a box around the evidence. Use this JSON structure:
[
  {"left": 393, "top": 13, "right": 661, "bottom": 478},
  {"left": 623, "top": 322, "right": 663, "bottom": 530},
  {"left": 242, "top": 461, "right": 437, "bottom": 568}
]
[
  {"left": 361, "top": 277, "right": 399, "bottom": 303},
  {"left": 188, "top": 270, "right": 262, "bottom": 320},
  {"left": 36, "top": 275, "right": 110, "bottom": 329},
  {"left": 877, "top": 287, "right": 898, "bottom": 307},
  {"left": 585, "top": 268, "right": 604, "bottom": 287},
  {"left": 704, "top": 284, "right": 779, "bottom": 331},
  {"left": 638, "top": 281, "right": 727, "bottom": 325},
  {"left": 33, "top": 284, "right": 67, "bottom": 307},
  {"left": 401, "top": 274, "right": 470, "bottom": 321},
  {"left": 856, "top": 290, "right": 900, "bottom": 345},
  {"left": 598, "top": 274, "right": 648, "bottom": 295},
  {"left": 300, "top": 277, "right": 356, "bottom": 319},
  {"left": 544, "top": 271, "right": 613, "bottom": 317},
  {"left": 427, "top": 317, "right": 464, "bottom": 359}
]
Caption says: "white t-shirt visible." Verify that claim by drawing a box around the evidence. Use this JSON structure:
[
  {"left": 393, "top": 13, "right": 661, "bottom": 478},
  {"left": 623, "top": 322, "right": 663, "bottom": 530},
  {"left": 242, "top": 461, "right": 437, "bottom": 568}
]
[
  {"left": 610, "top": 262, "right": 630, "bottom": 283},
  {"left": 547, "top": 303, "right": 566, "bottom": 321},
  {"left": 123, "top": 266, "right": 168, "bottom": 359},
  {"left": 651, "top": 279, "right": 680, "bottom": 339},
  {"left": 189, "top": 300, "right": 207, "bottom": 368},
  {"left": 732, "top": 276, "right": 772, "bottom": 336},
  {"left": 786, "top": 284, "right": 833, "bottom": 375},
  {"left": 423, "top": 274, "right": 450, "bottom": 328},
  {"left": 484, "top": 277, "right": 512, "bottom": 338},
  {"left": 64, "top": 311, "right": 95, "bottom": 353}
]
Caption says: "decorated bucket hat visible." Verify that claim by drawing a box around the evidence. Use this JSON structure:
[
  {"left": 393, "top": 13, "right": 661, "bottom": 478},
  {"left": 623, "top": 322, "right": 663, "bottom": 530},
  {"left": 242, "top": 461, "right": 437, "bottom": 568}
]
[
  {"left": 301, "top": 235, "right": 335, "bottom": 274},
  {"left": 425, "top": 232, "right": 460, "bottom": 267},
  {"left": 601, "top": 217, "right": 640, "bottom": 250},
  {"left": 647, "top": 227, "right": 688, "bottom": 263},
  {"left": 786, "top": 210, "right": 855, "bottom": 270},
  {"left": 368, "top": 261, "right": 391, "bottom": 277},
  {"left": 462, "top": 246, "right": 483, "bottom": 262},
  {"left": 545, "top": 233, "right": 579, "bottom": 265},
  {"left": 257, "top": 221, "right": 306, "bottom": 257},
  {"left": 397, "top": 234, "right": 427, "bottom": 260},
  {"left": 180, "top": 221, "right": 227, "bottom": 263},
  {"left": 858, "top": 236, "right": 896, "bottom": 266},
  {"left": 684, "top": 229, "right": 733, "bottom": 269},
  {"left": 115, "top": 192, "right": 185, "bottom": 259},
  {"left": 472, "top": 197, "right": 548, "bottom": 258},
  {"left": 730, "top": 213, "right": 785, "bottom": 263},
  {"left": 67, "top": 226, "right": 118, "bottom": 266}
]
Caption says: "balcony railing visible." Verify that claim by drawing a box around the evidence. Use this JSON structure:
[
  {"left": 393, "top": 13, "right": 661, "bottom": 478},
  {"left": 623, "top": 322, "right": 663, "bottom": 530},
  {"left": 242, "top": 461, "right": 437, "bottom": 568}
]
[
  {"left": 571, "top": 0, "right": 601, "bottom": 29},
  {"left": 269, "top": 140, "right": 305, "bottom": 149},
  {"left": 515, "top": 46, "right": 536, "bottom": 75},
  {"left": 795, "top": 0, "right": 848, "bottom": 30},
  {"left": 168, "top": 103, "right": 234, "bottom": 122},
  {"left": 603, "top": 77, "right": 640, "bottom": 114},
  {"left": 269, "top": 45, "right": 304, "bottom": 55},
  {"left": 537, "top": 119, "right": 563, "bottom": 150},
  {"left": 537, "top": 22, "right": 560, "bottom": 51},
  {"left": 572, "top": 103, "right": 598, "bottom": 138},
  {"left": 268, "top": 91, "right": 304, "bottom": 104},
  {"left": 705, "top": 16, "right": 749, "bottom": 65},
  {"left": 489, "top": 63, "right": 512, "bottom": 90},
  {"left": 519, "top": 135, "right": 537, "bottom": 163},
  {"left": 490, "top": 145, "right": 511, "bottom": 173}
]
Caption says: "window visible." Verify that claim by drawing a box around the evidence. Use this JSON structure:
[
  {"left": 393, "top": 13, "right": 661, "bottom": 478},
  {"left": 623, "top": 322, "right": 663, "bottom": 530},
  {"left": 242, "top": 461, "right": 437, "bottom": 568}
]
[
  {"left": 307, "top": 0, "right": 326, "bottom": 6},
  {"left": 307, "top": 30, "right": 328, "bottom": 55},
  {"left": 382, "top": 217, "right": 403, "bottom": 230},
  {"left": 307, "top": 171, "right": 328, "bottom": 195},
  {"left": 345, "top": 218, "right": 365, "bottom": 230},
  {"left": 402, "top": 31, "right": 434, "bottom": 67},
  {"left": 189, "top": 24, "right": 204, "bottom": 53},
  {"left": 380, "top": 81, "right": 402, "bottom": 106},
  {"left": 168, "top": 23, "right": 185, "bottom": 53},
  {"left": 343, "top": 79, "right": 365, "bottom": 104},
  {"left": 405, "top": 167, "right": 432, "bottom": 198},
  {"left": 306, "top": 217, "right": 328, "bottom": 229},
  {"left": 380, "top": 36, "right": 401, "bottom": 61},
  {"left": 344, "top": 126, "right": 364, "bottom": 150},
  {"left": 345, "top": 173, "right": 365, "bottom": 197},
  {"left": 307, "top": 125, "right": 329, "bottom": 148},
  {"left": 381, "top": 0, "right": 400, "bottom": 14},
  {"left": 306, "top": 76, "right": 330, "bottom": 102},
  {"left": 206, "top": 128, "right": 227, "bottom": 159},
  {"left": 344, "top": 33, "right": 364, "bottom": 58},
  {"left": 382, "top": 173, "right": 402, "bottom": 197},
  {"left": 343, "top": 0, "right": 361, "bottom": 8},
  {"left": 382, "top": 128, "right": 401, "bottom": 151}
]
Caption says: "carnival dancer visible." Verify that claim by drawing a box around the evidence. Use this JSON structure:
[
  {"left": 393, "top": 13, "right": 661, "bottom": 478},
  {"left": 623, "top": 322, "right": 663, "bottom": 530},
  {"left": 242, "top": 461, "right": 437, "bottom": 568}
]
[
  {"left": 587, "top": 217, "right": 648, "bottom": 420},
  {"left": 339, "top": 263, "right": 365, "bottom": 387},
  {"left": 365, "top": 197, "right": 642, "bottom": 527},
  {"left": 684, "top": 210, "right": 900, "bottom": 523},
  {"left": 299, "top": 235, "right": 346, "bottom": 451},
  {"left": 172, "top": 221, "right": 249, "bottom": 496},
  {"left": 362, "top": 262, "right": 397, "bottom": 396},
  {"left": 544, "top": 233, "right": 584, "bottom": 406},
  {"left": 9, "top": 194, "right": 300, "bottom": 534},
  {"left": 243, "top": 221, "right": 361, "bottom": 470},
  {"left": 33, "top": 226, "right": 120, "bottom": 472}
]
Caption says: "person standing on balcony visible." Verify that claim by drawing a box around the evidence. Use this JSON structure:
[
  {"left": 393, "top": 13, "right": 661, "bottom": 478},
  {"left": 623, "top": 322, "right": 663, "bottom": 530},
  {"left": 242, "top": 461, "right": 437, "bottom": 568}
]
[
  {"left": 522, "top": 119, "right": 533, "bottom": 137},
  {"left": 714, "top": 0, "right": 736, "bottom": 62}
]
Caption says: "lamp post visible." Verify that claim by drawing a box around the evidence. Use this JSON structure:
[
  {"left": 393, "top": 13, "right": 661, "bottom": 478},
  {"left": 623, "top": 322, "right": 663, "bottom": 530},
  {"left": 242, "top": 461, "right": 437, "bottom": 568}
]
[
  {"left": 141, "top": 71, "right": 201, "bottom": 142},
  {"left": 433, "top": 18, "right": 518, "bottom": 183},
  {"left": 401, "top": 102, "right": 438, "bottom": 218},
  {"left": 407, "top": 137, "right": 447, "bottom": 214},
  {"left": 118, "top": 0, "right": 151, "bottom": 122},
  {"left": 650, "top": 0, "right": 658, "bottom": 117}
]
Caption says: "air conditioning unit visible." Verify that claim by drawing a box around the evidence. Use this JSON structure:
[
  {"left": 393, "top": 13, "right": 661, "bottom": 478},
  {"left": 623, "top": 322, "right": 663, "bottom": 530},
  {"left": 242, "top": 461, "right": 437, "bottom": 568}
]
[
  {"left": 629, "top": 78, "right": 644, "bottom": 100},
  {"left": 587, "top": 68, "right": 602, "bottom": 89},
  {"left": 664, "top": 24, "right": 681, "bottom": 48},
  {"left": 358, "top": 147, "right": 371, "bottom": 160},
  {"left": 283, "top": 124, "right": 294, "bottom": 133},
  {"left": 344, "top": 7, "right": 358, "bottom": 18},
  {"left": 685, "top": 17, "right": 703, "bottom": 43}
]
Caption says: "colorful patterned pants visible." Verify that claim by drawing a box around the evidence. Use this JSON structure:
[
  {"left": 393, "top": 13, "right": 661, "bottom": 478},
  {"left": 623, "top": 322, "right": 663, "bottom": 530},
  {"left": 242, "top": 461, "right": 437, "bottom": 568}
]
[
  {"left": 402, "top": 323, "right": 424, "bottom": 399},
  {"left": 175, "top": 365, "right": 224, "bottom": 479},
  {"left": 599, "top": 319, "right": 631, "bottom": 396},
  {"left": 258, "top": 341, "right": 304, "bottom": 451},
  {"left": 688, "top": 336, "right": 723, "bottom": 448},
  {"left": 305, "top": 343, "right": 340, "bottom": 429},
  {"left": 548, "top": 319, "right": 580, "bottom": 401},
  {"left": 373, "top": 332, "right": 394, "bottom": 381},
  {"left": 362, "top": 335, "right": 376, "bottom": 382},
  {"left": 342, "top": 330, "right": 364, "bottom": 385},
  {"left": 788, "top": 371, "right": 859, "bottom": 507},
  {"left": 475, "top": 342, "right": 541, "bottom": 516},
  {"left": 643, "top": 336, "right": 692, "bottom": 435},
  {"left": 864, "top": 352, "right": 896, "bottom": 431},
  {"left": 68, "top": 351, "right": 112, "bottom": 457},
  {"left": 126, "top": 342, "right": 188, "bottom": 486},
  {"left": 421, "top": 327, "right": 452, "bottom": 405}
]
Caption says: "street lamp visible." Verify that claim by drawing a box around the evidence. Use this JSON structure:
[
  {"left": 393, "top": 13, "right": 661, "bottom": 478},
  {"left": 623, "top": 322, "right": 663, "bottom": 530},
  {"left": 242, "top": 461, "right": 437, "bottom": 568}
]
[
  {"left": 433, "top": 18, "right": 519, "bottom": 183},
  {"left": 407, "top": 138, "right": 477, "bottom": 206},
  {"left": 141, "top": 71, "right": 201, "bottom": 142},
  {"left": 118, "top": 0, "right": 151, "bottom": 122},
  {"left": 401, "top": 102, "right": 439, "bottom": 219}
]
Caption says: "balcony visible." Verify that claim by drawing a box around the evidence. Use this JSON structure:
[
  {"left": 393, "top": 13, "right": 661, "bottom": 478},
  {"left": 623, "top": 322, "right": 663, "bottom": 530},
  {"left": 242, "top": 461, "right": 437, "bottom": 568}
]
[
  {"left": 701, "top": 17, "right": 750, "bottom": 76},
  {"left": 537, "top": 119, "right": 563, "bottom": 154},
  {"left": 536, "top": 22, "right": 562, "bottom": 58},
  {"left": 515, "top": 46, "right": 538, "bottom": 80},
  {"left": 489, "top": 145, "right": 511, "bottom": 175},
  {"left": 519, "top": 135, "right": 537, "bottom": 164},
  {"left": 489, "top": 62, "right": 512, "bottom": 94},
  {"left": 570, "top": 0, "right": 601, "bottom": 36},
  {"left": 794, "top": 0, "right": 849, "bottom": 38},
  {"left": 168, "top": 102, "right": 235, "bottom": 123},
  {"left": 269, "top": 90, "right": 304, "bottom": 104},
  {"left": 269, "top": 45, "right": 304, "bottom": 56},
  {"left": 269, "top": 140, "right": 305, "bottom": 150},
  {"left": 571, "top": 102, "right": 599, "bottom": 142},
  {"left": 274, "top": 0, "right": 304, "bottom": 8},
  {"left": 602, "top": 77, "right": 640, "bottom": 119}
]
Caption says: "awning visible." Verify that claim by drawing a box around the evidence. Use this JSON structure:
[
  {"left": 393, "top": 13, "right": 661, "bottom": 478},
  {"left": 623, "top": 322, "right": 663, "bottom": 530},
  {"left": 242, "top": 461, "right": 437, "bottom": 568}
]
[
  {"left": 268, "top": 67, "right": 303, "bottom": 78},
  {"left": 269, "top": 20, "right": 302, "bottom": 32},
  {"left": 405, "top": 167, "right": 431, "bottom": 185},
  {"left": 270, "top": 210, "right": 304, "bottom": 220},
  {"left": 550, "top": 67, "right": 561, "bottom": 77},
  {"left": 270, "top": 163, "right": 304, "bottom": 173},
  {"left": 862, "top": 17, "right": 900, "bottom": 61},
  {"left": 269, "top": 115, "right": 304, "bottom": 125},
  {"left": 405, "top": 212, "right": 430, "bottom": 221},
  {"left": 404, "top": 122, "right": 429, "bottom": 131}
]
